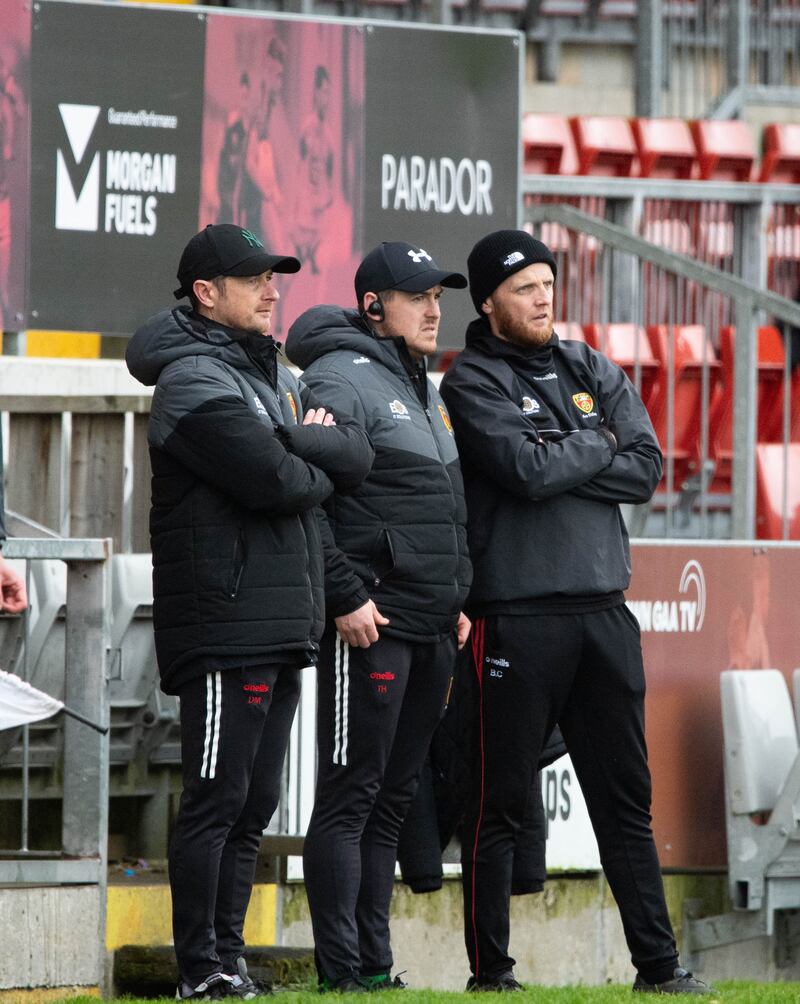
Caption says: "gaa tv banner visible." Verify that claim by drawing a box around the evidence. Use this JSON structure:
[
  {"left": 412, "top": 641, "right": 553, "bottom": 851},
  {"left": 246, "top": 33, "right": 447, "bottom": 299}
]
[{"left": 26, "top": 1, "right": 520, "bottom": 338}]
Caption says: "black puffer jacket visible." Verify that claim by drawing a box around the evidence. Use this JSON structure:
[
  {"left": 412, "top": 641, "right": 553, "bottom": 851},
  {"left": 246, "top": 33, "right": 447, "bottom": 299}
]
[
  {"left": 126, "top": 307, "right": 374, "bottom": 693},
  {"left": 285, "top": 306, "right": 472, "bottom": 642}
]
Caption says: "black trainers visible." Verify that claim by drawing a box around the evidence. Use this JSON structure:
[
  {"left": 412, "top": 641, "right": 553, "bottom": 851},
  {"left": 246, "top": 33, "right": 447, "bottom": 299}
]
[
  {"left": 176, "top": 973, "right": 236, "bottom": 1000},
  {"left": 225, "top": 958, "right": 272, "bottom": 999},
  {"left": 633, "top": 968, "right": 716, "bottom": 995},
  {"left": 466, "top": 972, "right": 523, "bottom": 992}
]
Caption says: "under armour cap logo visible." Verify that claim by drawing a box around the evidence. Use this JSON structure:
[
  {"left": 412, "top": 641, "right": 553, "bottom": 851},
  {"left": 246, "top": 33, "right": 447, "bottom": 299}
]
[
  {"left": 241, "top": 228, "right": 263, "bottom": 249},
  {"left": 408, "top": 248, "right": 432, "bottom": 264},
  {"left": 503, "top": 251, "right": 525, "bottom": 267}
]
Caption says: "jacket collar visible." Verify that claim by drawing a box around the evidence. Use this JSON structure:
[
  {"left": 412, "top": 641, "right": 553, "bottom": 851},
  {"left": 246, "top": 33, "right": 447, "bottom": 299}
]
[
  {"left": 188, "top": 310, "right": 280, "bottom": 386},
  {"left": 464, "top": 316, "right": 559, "bottom": 374}
]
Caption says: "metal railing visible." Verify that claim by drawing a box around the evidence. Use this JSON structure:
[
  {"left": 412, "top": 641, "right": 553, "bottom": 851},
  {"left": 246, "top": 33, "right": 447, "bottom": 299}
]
[
  {"left": 523, "top": 174, "right": 800, "bottom": 539},
  {"left": 226, "top": 0, "right": 800, "bottom": 119},
  {"left": 0, "top": 538, "right": 110, "bottom": 883},
  {"left": 638, "top": 0, "right": 800, "bottom": 118},
  {"left": 1, "top": 394, "right": 153, "bottom": 553}
]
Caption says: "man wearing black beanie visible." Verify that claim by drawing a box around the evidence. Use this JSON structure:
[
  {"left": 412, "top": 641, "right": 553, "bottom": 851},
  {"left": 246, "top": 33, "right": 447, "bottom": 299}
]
[{"left": 440, "top": 229, "right": 714, "bottom": 995}]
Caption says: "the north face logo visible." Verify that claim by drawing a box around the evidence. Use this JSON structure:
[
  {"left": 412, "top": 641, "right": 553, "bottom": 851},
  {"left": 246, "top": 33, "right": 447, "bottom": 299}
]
[
  {"left": 55, "top": 103, "right": 101, "bottom": 231},
  {"left": 503, "top": 251, "right": 525, "bottom": 267}
]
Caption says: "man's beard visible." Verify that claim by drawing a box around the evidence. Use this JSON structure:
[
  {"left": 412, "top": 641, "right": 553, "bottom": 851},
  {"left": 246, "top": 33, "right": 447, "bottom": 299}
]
[{"left": 494, "top": 303, "right": 553, "bottom": 348}]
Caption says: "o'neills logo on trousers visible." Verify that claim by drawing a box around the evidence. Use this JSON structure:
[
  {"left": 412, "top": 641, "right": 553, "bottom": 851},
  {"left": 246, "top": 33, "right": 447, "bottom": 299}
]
[
  {"left": 381, "top": 154, "right": 493, "bottom": 216},
  {"left": 369, "top": 671, "right": 396, "bottom": 680}
]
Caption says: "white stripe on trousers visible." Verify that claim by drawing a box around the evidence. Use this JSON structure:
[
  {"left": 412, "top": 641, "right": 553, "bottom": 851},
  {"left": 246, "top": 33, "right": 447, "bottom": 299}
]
[
  {"left": 201, "top": 671, "right": 222, "bottom": 779},
  {"left": 333, "top": 638, "right": 349, "bottom": 766}
]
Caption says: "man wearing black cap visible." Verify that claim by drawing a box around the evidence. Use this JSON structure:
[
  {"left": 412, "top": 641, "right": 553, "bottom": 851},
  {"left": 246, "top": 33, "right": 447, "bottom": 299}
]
[
  {"left": 439, "top": 230, "right": 713, "bottom": 995},
  {"left": 126, "top": 224, "right": 373, "bottom": 1001},
  {"left": 285, "top": 241, "right": 473, "bottom": 992}
]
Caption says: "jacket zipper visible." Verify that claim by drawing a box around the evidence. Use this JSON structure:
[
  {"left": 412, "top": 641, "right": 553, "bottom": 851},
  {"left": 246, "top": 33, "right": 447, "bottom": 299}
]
[
  {"left": 229, "top": 529, "right": 246, "bottom": 599},
  {"left": 411, "top": 377, "right": 462, "bottom": 613}
]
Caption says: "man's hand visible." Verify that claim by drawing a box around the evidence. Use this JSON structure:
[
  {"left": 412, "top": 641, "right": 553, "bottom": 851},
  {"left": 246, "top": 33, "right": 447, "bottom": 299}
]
[
  {"left": 598, "top": 424, "right": 617, "bottom": 452},
  {"left": 335, "top": 600, "right": 390, "bottom": 648},
  {"left": 303, "top": 407, "right": 336, "bottom": 427},
  {"left": 0, "top": 555, "right": 27, "bottom": 613},
  {"left": 456, "top": 611, "right": 471, "bottom": 650}
]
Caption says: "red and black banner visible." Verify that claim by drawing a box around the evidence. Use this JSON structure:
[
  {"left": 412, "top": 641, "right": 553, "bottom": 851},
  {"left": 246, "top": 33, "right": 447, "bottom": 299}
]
[
  {"left": 29, "top": 3, "right": 205, "bottom": 332},
  {"left": 15, "top": 0, "right": 521, "bottom": 342},
  {"left": 1, "top": 0, "right": 30, "bottom": 332}
]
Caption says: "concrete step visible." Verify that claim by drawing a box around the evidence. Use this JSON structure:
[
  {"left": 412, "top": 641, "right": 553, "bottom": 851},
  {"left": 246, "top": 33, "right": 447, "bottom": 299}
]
[{"left": 113, "top": 945, "right": 315, "bottom": 997}]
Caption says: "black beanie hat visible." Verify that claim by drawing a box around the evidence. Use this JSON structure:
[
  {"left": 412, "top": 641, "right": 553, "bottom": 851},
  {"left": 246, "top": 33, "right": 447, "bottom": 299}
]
[{"left": 467, "top": 229, "right": 558, "bottom": 314}]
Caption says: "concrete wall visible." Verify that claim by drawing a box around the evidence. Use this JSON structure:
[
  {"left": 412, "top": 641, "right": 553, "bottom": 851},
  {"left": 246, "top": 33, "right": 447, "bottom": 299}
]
[
  {"left": 525, "top": 44, "right": 634, "bottom": 118},
  {"left": 523, "top": 41, "right": 799, "bottom": 130},
  {"left": 0, "top": 886, "right": 101, "bottom": 992},
  {"left": 3, "top": 874, "right": 800, "bottom": 993},
  {"left": 282, "top": 873, "right": 800, "bottom": 990}
]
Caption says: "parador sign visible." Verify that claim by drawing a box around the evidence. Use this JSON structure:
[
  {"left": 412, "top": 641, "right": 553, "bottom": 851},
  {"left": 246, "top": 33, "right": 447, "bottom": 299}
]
[
  {"left": 21, "top": 2, "right": 519, "bottom": 335},
  {"left": 381, "top": 154, "right": 494, "bottom": 216}
]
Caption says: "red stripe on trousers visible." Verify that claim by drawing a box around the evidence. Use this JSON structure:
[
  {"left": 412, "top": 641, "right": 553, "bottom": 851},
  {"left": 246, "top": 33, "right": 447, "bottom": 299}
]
[{"left": 469, "top": 617, "right": 486, "bottom": 979}]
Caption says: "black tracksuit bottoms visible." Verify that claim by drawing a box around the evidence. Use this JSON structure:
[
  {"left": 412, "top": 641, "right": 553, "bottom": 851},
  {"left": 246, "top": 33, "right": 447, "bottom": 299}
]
[
  {"left": 169, "top": 663, "right": 301, "bottom": 985},
  {"left": 462, "top": 605, "right": 679, "bottom": 986},
  {"left": 302, "top": 628, "right": 456, "bottom": 983}
]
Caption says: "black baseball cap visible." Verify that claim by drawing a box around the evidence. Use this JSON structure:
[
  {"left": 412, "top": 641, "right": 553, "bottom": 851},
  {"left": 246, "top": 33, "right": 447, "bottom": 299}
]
[
  {"left": 174, "top": 224, "right": 301, "bottom": 299},
  {"left": 354, "top": 241, "right": 467, "bottom": 303}
]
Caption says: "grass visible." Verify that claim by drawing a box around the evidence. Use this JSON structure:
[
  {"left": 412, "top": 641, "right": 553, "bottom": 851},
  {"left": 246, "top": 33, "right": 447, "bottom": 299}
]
[{"left": 53, "top": 983, "right": 800, "bottom": 1004}]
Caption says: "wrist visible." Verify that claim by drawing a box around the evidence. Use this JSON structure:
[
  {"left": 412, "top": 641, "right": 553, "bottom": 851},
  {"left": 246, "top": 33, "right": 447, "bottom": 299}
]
[{"left": 597, "top": 426, "right": 617, "bottom": 454}]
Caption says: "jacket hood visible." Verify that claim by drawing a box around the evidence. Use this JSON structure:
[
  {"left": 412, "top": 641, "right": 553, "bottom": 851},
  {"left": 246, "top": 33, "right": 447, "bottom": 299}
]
[
  {"left": 126, "top": 306, "right": 272, "bottom": 386},
  {"left": 285, "top": 305, "right": 392, "bottom": 370}
]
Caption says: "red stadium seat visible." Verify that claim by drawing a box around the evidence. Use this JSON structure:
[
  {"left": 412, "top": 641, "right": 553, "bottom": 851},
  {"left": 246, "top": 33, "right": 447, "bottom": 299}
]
[
  {"left": 793, "top": 368, "right": 800, "bottom": 442},
  {"left": 768, "top": 218, "right": 800, "bottom": 261},
  {"left": 766, "top": 206, "right": 800, "bottom": 304},
  {"left": 641, "top": 213, "right": 694, "bottom": 253},
  {"left": 756, "top": 443, "right": 800, "bottom": 539},
  {"left": 570, "top": 116, "right": 637, "bottom": 177},
  {"left": 709, "top": 325, "right": 786, "bottom": 487},
  {"left": 759, "top": 123, "right": 800, "bottom": 184},
  {"left": 646, "top": 325, "right": 721, "bottom": 484},
  {"left": 631, "top": 117, "right": 697, "bottom": 179},
  {"left": 696, "top": 202, "right": 735, "bottom": 263},
  {"left": 753, "top": 325, "right": 787, "bottom": 443},
  {"left": 557, "top": 322, "right": 587, "bottom": 342},
  {"left": 522, "top": 113, "right": 578, "bottom": 175},
  {"left": 690, "top": 120, "right": 756, "bottom": 182},
  {"left": 583, "top": 323, "right": 660, "bottom": 406}
]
